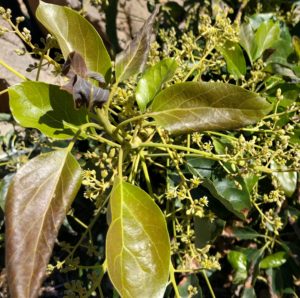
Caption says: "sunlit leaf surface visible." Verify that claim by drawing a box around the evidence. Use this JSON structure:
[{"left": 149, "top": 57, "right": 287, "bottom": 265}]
[
  {"left": 151, "top": 82, "right": 271, "bottom": 134},
  {"left": 5, "top": 149, "right": 82, "bottom": 298},
  {"left": 36, "top": 1, "right": 111, "bottom": 80},
  {"left": 9, "top": 82, "right": 87, "bottom": 139},
  {"left": 106, "top": 177, "right": 170, "bottom": 298}
]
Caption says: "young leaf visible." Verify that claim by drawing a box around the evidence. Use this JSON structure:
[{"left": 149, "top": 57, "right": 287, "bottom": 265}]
[
  {"left": 36, "top": 1, "right": 111, "bottom": 81},
  {"left": 136, "top": 58, "right": 178, "bottom": 112},
  {"left": 259, "top": 252, "right": 287, "bottom": 269},
  {"left": 5, "top": 149, "right": 82, "bottom": 298},
  {"left": 9, "top": 82, "right": 87, "bottom": 139},
  {"left": 115, "top": 7, "right": 158, "bottom": 82},
  {"left": 239, "top": 22, "right": 256, "bottom": 64},
  {"left": 61, "top": 51, "right": 109, "bottom": 109},
  {"left": 151, "top": 82, "right": 271, "bottom": 135},
  {"left": 227, "top": 251, "right": 248, "bottom": 284},
  {"left": 217, "top": 40, "right": 246, "bottom": 79},
  {"left": 270, "top": 161, "right": 297, "bottom": 197},
  {"left": 252, "top": 20, "right": 280, "bottom": 61},
  {"left": 106, "top": 177, "right": 170, "bottom": 298}
]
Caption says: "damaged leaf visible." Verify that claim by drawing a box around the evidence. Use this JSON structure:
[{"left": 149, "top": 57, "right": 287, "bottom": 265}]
[{"left": 115, "top": 7, "right": 159, "bottom": 82}]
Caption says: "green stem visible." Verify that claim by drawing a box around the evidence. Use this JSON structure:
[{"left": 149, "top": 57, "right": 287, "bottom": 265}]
[
  {"left": 83, "top": 259, "right": 107, "bottom": 298},
  {"left": 138, "top": 142, "right": 226, "bottom": 161},
  {"left": 0, "top": 89, "right": 8, "bottom": 96},
  {"left": 202, "top": 270, "right": 216, "bottom": 298},
  {"left": 116, "top": 113, "right": 148, "bottom": 131},
  {"left": 170, "top": 263, "right": 181, "bottom": 298},
  {"left": 118, "top": 147, "right": 123, "bottom": 179},
  {"left": 140, "top": 151, "right": 153, "bottom": 196},
  {"left": 0, "top": 59, "right": 28, "bottom": 81}
]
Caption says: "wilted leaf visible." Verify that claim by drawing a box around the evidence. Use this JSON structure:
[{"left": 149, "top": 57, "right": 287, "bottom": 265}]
[
  {"left": 271, "top": 161, "right": 297, "bottom": 197},
  {"left": 150, "top": 82, "right": 271, "bottom": 135},
  {"left": 217, "top": 40, "right": 246, "bottom": 79},
  {"left": 9, "top": 82, "right": 87, "bottom": 139},
  {"left": 106, "top": 177, "right": 170, "bottom": 298},
  {"left": 259, "top": 252, "right": 287, "bottom": 269},
  {"left": 5, "top": 149, "right": 82, "bottom": 298},
  {"left": 136, "top": 58, "right": 177, "bottom": 111},
  {"left": 36, "top": 1, "right": 111, "bottom": 81},
  {"left": 115, "top": 8, "right": 158, "bottom": 82}
]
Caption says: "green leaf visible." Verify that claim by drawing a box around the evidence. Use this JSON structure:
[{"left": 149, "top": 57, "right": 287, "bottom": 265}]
[
  {"left": 178, "top": 275, "right": 203, "bottom": 298},
  {"left": 259, "top": 252, "right": 287, "bottom": 269},
  {"left": 115, "top": 8, "right": 158, "bottom": 82},
  {"left": 270, "top": 161, "right": 297, "bottom": 197},
  {"left": 231, "top": 227, "right": 261, "bottom": 240},
  {"left": 9, "top": 82, "right": 87, "bottom": 139},
  {"left": 136, "top": 58, "right": 177, "bottom": 112},
  {"left": 203, "top": 177, "right": 251, "bottom": 219},
  {"left": 227, "top": 251, "right": 248, "bottom": 284},
  {"left": 252, "top": 20, "right": 281, "bottom": 61},
  {"left": 217, "top": 40, "right": 246, "bottom": 79},
  {"left": 194, "top": 217, "right": 225, "bottom": 248},
  {"left": 151, "top": 82, "right": 271, "bottom": 135},
  {"left": 5, "top": 149, "right": 82, "bottom": 298},
  {"left": 36, "top": 1, "right": 111, "bottom": 81},
  {"left": 106, "top": 177, "right": 170, "bottom": 298},
  {"left": 241, "top": 288, "right": 256, "bottom": 298},
  {"left": 293, "top": 36, "right": 300, "bottom": 60},
  {"left": 239, "top": 22, "right": 256, "bottom": 64},
  {"left": 0, "top": 174, "right": 14, "bottom": 211}
]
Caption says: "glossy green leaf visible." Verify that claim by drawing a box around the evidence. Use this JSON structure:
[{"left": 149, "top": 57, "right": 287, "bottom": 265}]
[
  {"left": 227, "top": 251, "right": 248, "bottom": 284},
  {"left": 106, "top": 177, "right": 170, "bottom": 298},
  {"left": 218, "top": 40, "right": 246, "bottom": 79},
  {"left": 203, "top": 177, "right": 251, "bottom": 219},
  {"left": 136, "top": 58, "right": 177, "bottom": 111},
  {"left": 151, "top": 82, "right": 271, "bottom": 135},
  {"left": 5, "top": 149, "right": 82, "bottom": 298},
  {"left": 9, "top": 82, "right": 87, "bottom": 139},
  {"left": 115, "top": 8, "right": 158, "bottom": 82},
  {"left": 194, "top": 217, "right": 225, "bottom": 248},
  {"left": 259, "top": 252, "right": 287, "bottom": 269},
  {"left": 271, "top": 161, "right": 297, "bottom": 197},
  {"left": 253, "top": 20, "right": 280, "bottom": 61},
  {"left": 239, "top": 22, "right": 256, "bottom": 64},
  {"left": 36, "top": 1, "right": 111, "bottom": 80}
]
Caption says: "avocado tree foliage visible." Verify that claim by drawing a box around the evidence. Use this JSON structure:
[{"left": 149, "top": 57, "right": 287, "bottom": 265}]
[{"left": 0, "top": 1, "right": 299, "bottom": 297}]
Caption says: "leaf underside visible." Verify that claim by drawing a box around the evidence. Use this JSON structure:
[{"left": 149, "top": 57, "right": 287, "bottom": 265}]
[
  {"left": 151, "top": 81, "right": 271, "bottom": 134},
  {"left": 5, "top": 149, "right": 82, "bottom": 298},
  {"left": 106, "top": 177, "right": 170, "bottom": 298},
  {"left": 115, "top": 7, "right": 158, "bottom": 82}
]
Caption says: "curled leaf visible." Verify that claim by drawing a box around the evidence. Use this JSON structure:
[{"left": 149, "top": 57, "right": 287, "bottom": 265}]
[
  {"left": 61, "top": 51, "right": 109, "bottom": 109},
  {"left": 115, "top": 7, "right": 159, "bottom": 82}
]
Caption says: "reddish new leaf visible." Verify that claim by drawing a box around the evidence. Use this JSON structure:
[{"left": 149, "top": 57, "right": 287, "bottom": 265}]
[{"left": 5, "top": 149, "right": 82, "bottom": 298}]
